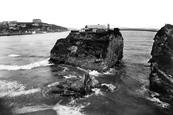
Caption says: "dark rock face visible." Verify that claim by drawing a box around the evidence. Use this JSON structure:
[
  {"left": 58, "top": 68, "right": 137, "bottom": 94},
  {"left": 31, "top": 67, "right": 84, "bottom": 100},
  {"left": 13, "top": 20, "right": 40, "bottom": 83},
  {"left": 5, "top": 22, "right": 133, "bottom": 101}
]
[
  {"left": 149, "top": 24, "right": 173, "bottom": 105},
  {"left": 48, "top": 72, "right": 100, "bottom": 98},
  {"left": 50, "top": 29, "right": 123, "bottom": 71}
]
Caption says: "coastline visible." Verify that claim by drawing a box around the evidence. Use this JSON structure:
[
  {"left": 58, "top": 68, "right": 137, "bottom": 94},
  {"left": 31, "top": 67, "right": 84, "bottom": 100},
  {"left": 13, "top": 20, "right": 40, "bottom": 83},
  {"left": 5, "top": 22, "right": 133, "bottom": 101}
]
[{"left": 0, "top": 30, "right": 69, "bottom": 37}]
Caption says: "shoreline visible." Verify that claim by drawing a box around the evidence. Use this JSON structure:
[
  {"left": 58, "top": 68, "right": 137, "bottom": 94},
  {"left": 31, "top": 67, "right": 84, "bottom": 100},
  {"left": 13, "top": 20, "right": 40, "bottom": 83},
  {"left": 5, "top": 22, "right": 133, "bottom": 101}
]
[{"left": 0, "top": 31, "right": 69, "bottom": 37}]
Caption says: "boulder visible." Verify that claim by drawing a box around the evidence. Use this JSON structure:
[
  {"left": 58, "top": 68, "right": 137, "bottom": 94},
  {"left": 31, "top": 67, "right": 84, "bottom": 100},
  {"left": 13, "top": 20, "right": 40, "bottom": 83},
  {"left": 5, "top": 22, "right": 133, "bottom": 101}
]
[
  {"left": 50, "top": 29, "right": 123, "bottom": 71},
  {"left": 49, "top": 72, "right": 100, "bottom": 98},
  {"left": 149, "top": 24, "right": 173, "bottom": 105}
]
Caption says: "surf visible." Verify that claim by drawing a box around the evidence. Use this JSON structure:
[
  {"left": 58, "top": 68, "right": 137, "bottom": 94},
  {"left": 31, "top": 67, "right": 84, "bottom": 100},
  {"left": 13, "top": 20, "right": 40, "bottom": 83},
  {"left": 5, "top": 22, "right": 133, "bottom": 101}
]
[
  {"left": 8, "top": 54, "right": 21, "bottom": 57},
  {"left": 0, "top": 58, "right": 52, "bottom": 71}
]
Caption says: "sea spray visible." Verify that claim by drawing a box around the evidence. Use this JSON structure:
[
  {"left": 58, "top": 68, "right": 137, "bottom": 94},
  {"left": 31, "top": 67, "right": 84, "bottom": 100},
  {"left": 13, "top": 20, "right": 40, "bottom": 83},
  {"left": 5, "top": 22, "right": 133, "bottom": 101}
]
[
  {"left": 53, "top": 99, "right": 88, "bottom": 115},
  {"left": 8, "top": 54, "right": 21, "bottom": 57},
  {"left": 0, "top": 80, "right": 26, "bottom": 97},
  {"left": 91, "top": 88, "right": 103, "bottom": 96},
  {"left": 101, "top": 83, "right": 116, "bottom": 92},
  {"left": 0, "top": 80, "right": 41, "bottom": 98}
]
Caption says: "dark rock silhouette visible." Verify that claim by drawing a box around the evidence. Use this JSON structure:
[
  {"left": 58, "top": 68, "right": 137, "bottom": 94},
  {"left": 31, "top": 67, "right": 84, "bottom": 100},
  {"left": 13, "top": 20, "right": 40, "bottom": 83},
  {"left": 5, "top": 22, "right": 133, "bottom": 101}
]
[
  {"left": 50, "top": 29, "right": 123, "bottom": 72},
  {"left": 149, "top": 24, "right": 173, "bottom": 105}
]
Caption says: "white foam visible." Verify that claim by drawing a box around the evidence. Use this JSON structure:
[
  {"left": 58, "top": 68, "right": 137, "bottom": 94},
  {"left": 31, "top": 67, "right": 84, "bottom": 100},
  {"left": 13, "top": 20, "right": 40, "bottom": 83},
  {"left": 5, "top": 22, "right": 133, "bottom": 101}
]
[
  {"left": 8, "top": 54, "right": 21, "bottom": 57},
  {"left": 53, "top": 103, "right": 85, "bottom": 115},
  {"left": 0, "top": 80, "right": 26, "bottom": 97},
  {"left": 89, "top": 70, "right": 100, "bottom": 76},
  {"left": 92, "top": 88, "right": 103, "bottom": 96},
  {"left": 12, "top": 105, "right": 51, "bottom": 114},
  {"left": 0, "top": 80, "right": 41, "bottom": 98},
  {"left": 103, "top": 68, "right": 115, "bottom": 75},
  {"left": 147, "top": 91, "right": 169, "bottom": 108},
  {"left": 77, "top": 67, "right": 89, "bottom": 73},
  {"left": 147, "top": 96, "right": 169, "bottom": 108},
  {"left": 8, "top": 88, "right": 41, "bottom": 97},
  {"left": 64, "top": 74, "right": 78, "bottom": 79},
  {"left": 101, "top": 83, "right": 116, "bottom": 92},
  {"left": 47, "top": 82, "right": 60, "bottom": 87},
  {"left": 0, "top": 58, "right": 52, "bottom": 70}
]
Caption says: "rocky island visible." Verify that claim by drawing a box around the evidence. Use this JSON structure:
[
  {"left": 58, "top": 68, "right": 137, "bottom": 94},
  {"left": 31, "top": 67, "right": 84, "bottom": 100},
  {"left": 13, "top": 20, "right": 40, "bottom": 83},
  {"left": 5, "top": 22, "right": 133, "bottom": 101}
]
[
  {"left": 48, "top": 25, "right": 123, "bottom": 97},
  {"left": 0, "top": 19, "right": 68, "bottom": 36},
  {"left": 149, "top": 24, "right": 173, "bottom": 106},
  {"left": 50, "top": 26, "right": 123, "bottom": 72}
]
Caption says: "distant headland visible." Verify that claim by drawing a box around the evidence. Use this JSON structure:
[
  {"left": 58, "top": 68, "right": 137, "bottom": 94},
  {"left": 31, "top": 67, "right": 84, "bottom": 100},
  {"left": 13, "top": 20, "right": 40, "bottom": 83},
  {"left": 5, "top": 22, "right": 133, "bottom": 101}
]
[
  {"left": 120, "top": 28, "right": 158, "bottom": 32},
  {"left": 71, "top": 24, "right": 158, "bottom": 33},
  {"left": 0, "top": 19, "right": 68, "bottom": 36}
]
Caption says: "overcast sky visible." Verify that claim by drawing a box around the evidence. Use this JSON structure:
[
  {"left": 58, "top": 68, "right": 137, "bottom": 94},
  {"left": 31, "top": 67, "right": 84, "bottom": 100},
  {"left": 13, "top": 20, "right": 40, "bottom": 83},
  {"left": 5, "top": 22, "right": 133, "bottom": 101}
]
[{"left": 0, "top": 0, "right": 173, "bottom": 29}]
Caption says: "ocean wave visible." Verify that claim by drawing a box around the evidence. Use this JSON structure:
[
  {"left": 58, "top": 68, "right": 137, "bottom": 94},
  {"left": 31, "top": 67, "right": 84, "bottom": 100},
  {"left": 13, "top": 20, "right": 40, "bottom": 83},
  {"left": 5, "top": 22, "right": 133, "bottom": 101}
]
[
  {"left": 0, "top": 80, "right": 26, "bottom": 98},
  {"left": 0, "top": 80, "right": 41, "bottom": 98},
  {"left": 8, "top": 88, "right": 41, "bottom": 97},
  {"left": 0, "top": 58, "right": 52, "bottom": 70},
  {"left": 8, "top": 54, "right": 21, "bottom": 57},
  {"left": 13, "top": 102, "right": 86, "bottom": 115},
  {"left": 12, "top": 105, "right": 51, "bottom": 114},
  {"left": 53, "top": 103, "right": 86, "bottom": 115}
]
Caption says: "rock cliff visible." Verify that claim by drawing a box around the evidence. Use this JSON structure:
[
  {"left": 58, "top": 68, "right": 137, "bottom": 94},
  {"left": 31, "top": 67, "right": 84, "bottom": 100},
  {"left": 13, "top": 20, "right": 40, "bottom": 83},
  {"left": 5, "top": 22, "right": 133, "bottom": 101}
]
[
  {"left": 149, "top": 24, "right": 173, "bottom": 105},
  {"left": 50, "top": 29, "right": 123, "bottom": 72}
]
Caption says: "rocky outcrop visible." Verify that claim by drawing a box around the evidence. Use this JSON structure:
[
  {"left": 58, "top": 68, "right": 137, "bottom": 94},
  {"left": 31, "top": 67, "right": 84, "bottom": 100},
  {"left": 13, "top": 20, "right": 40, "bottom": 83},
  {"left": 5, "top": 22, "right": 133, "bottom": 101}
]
[
  {"left": 50, "top": 29, "right": 123, "bottom": 72},
  {"left": 149, "top": 24, "right": 173, "bottom": 105},
  {"left": 48, "top": 72, "right": 100, "bottom": 98}
]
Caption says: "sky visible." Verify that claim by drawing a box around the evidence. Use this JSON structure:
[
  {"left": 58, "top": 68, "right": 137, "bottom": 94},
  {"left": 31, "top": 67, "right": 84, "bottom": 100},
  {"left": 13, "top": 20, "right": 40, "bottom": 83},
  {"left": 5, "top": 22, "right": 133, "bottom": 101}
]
[{"left": 0, "top": 0, "right": 173, "bottom": 29}]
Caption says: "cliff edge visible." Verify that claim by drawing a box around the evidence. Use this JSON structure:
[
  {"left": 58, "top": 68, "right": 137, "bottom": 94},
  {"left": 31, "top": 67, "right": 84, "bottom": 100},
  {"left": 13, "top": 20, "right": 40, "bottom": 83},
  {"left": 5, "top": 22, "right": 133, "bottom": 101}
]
[{"left": 149, "top": 24, "right": 173, "bottom": 106}]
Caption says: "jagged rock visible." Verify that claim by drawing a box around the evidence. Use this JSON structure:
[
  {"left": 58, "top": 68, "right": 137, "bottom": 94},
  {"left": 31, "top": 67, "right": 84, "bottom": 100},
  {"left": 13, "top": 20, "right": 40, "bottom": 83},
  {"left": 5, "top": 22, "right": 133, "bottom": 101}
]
[
  {"left": 49, "top": 72, "right": 100, "bottom": 98},
  {"left": 149, "top": 24, "right": 173, "bottom": 105},
  {"left": 50, "top": 29, "right": 123, "bottom": 72}
]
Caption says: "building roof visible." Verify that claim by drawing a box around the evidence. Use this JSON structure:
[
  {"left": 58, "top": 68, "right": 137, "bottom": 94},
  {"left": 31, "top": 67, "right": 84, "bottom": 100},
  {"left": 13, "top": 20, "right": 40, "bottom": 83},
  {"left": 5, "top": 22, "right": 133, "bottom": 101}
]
[{"left": 85, "top": 24, "right": 107, "bottom": 29}]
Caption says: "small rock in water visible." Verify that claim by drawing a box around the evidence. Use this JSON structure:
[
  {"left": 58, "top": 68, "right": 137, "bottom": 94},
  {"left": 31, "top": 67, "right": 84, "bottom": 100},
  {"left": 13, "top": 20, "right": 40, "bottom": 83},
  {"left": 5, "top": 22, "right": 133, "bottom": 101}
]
[{"left": 49, "top": 72, "right": 101, "bottom": 98}]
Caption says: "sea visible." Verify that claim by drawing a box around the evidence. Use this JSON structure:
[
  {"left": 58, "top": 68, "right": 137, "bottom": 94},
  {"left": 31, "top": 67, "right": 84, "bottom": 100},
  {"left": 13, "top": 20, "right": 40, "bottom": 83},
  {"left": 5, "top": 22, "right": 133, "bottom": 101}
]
[{"left": 0, "top": 31, "right": 172, "bottom": 115}]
